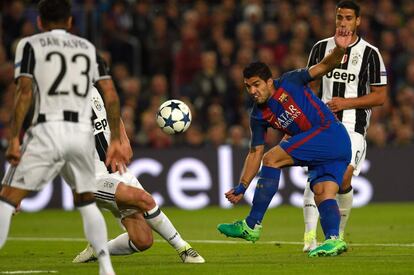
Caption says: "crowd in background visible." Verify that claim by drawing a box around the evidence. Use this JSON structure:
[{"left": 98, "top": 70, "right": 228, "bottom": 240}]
[{"left": 1, "top": 0, "right": 414, "bottom": 150}]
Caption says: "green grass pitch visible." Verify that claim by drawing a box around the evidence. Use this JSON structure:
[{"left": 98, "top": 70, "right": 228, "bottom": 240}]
[{"left": 0, "top": 203, "right": 413, "bottom": 275}]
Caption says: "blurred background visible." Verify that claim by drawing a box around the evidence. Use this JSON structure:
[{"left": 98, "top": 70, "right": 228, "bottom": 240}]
[
  {"left": 1, "top": 0, "right": 414, "bottom": 149},
  {"left": 0, "top": 0, "right": 413, "bottom": 209}
]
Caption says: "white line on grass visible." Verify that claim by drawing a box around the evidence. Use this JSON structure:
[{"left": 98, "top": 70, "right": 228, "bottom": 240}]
[
  {"left": 7, "top": 237, "right": 414, "bottom": 247},
  {"left": 0, "top": 271, "right": 58, "bottom": 274}
]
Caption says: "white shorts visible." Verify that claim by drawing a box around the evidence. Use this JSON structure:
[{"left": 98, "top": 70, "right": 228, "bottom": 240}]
[
  {"left": 348, "top": 131, "right": 367, "bottom": 176},
  {"left": 94, "top": 169, "right": 144, "bottom": 219},
  {"left": 2, "top": 123, "right": 96, "bottom": 193}
]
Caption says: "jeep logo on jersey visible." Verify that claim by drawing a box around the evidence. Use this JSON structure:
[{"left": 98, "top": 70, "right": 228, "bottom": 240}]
[
  {"left": 326, "top": 69, "right": 356, "bottom": 83},
  {"left": 94, "top": 118, "right": 108, "bottom": 131}
]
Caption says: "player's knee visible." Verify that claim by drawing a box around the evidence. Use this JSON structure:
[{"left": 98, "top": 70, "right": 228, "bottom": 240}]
[
  {"left": 131, "top": 233, "right": 153, "bottom": 251},
  {"left": 262, "top": 148, "right": 293, "bottom": 168},
  {"left": 130, "top": 189, "right": 156, "bottom": 211}
]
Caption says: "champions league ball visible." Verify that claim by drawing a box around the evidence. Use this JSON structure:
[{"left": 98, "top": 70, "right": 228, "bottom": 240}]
[{"left": 156, "top": 99, "right": 192, "bottom": 135}]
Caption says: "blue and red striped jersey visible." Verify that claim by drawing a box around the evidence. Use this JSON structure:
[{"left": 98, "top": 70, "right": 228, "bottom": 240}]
[{"left": 250, "top": 69, "right": 337, "bottom": 147}]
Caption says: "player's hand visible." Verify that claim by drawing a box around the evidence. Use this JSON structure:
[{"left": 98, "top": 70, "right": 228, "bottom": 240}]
[
  {"left": 5, "top": 137, "right": 21, "bottom": 166},
  {"left": 225, "top": 188, "right": 244, "bottom": 204},
  {"left": 105, "top": 140, "right": 128, "bottom": 174},
  {"left": 334, "top": 27, "right": 353, "bottom": 50},
  {"left": 327, "top": 97, "right": 349, "bottom": 112},
  {"left": 120, "top": 141, "right": 133, "bottom": 164}
]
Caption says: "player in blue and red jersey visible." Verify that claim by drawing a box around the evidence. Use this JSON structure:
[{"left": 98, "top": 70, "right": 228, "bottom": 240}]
[{"left": 217, "top": 28, "right": 352, "bottom": 257}]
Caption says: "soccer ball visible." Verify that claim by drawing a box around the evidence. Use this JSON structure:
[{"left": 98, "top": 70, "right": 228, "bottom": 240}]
[{"left": 156, "top": 99, "right": 192, "bottom": 135}]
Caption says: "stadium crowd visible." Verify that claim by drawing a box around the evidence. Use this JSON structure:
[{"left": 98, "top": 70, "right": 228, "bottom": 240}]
[{"left": 1, "top": 0, "right": 413, "bottom": 149}]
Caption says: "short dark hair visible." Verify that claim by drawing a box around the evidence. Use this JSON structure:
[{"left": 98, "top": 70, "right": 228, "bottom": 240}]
[
  {"left": 38, "top": 0, "right": 71, "bottom": 24},
  {"left": 337, "top": 0, "right": 360, "bottom": 17},
  {"left": 243, "top": 62, "right": 272, "bottom": 81}
]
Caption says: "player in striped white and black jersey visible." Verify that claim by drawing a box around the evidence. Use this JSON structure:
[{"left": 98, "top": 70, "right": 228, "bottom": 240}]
[
  {"left": 302, "top": 0, "right": 387, "bottom": 252},
  {"left": 0, "top": 1, "right": 128, "bottom": 274},
  {"left": 72, "top": 86, "right": 205, "bottom": 264}
]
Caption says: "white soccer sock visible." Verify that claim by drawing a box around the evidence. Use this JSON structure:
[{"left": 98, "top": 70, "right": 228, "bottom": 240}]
[
  {"left": 0, "top": 200, "right": 15, "bottom": 249},
  {"left": 303, "top": 182, "right": 319, "bottom": 234},
  {"left": 145, "top": 206, "right": 187, "bottom": 250},
  {"left": 337, "top": 188, "right": 353, "bottom": 236},
  {"left": 78, "top": 203, "right": 114, "bottom": 275},
  {"left": 108, "top": 232, "right": 140, "bottom": 255}
]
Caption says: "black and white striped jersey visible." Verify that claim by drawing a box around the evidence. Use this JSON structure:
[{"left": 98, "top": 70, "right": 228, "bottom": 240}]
[
  {"left": 90, "top": 87, "right": 111, "bottom": 174},
  {"left": 307, "top": 36, "right": 387, "bottom": 136},
  {"left": 14, "top": 29, "right": 110, "bottom": 126}
]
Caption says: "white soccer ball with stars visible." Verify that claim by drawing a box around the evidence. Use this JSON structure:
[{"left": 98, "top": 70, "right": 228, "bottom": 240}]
[{"left": 156, "top": 99, "right": 192, "bottom": 135}]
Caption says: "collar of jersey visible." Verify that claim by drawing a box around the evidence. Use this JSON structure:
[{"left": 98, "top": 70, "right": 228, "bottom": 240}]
[{"left": 50, "top": 29, "right": 67, "bottom": 33}]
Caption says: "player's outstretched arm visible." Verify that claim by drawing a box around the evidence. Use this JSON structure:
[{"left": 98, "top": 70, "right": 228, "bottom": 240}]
[
  {"left": 120, "top": 118, "right": 133, "bottom": 163},
  {"left": 327, "top": 85, "right": 387, "bottom": 112},
  {"left": 309, "top": 28, "right": 352, "bottom": 80},
  {"left": 6, "top": 76, "right": 33, "bottom": 166},
  {"left": 96, "top": 78, "right": 128, "bottom": 173},
  {"left": 225, "top": 145, "right": 264, "bottom": 204}
]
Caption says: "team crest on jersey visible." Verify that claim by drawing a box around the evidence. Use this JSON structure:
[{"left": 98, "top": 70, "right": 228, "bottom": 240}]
[
  {"left": 93, "top": 97, "right": 102, "bottom": 111},
  {"left": 278, "top": 92, "right": 289, "bottom": 103},
  {"left": 351, "top": 53, "right": 361, "bottom": 65}
]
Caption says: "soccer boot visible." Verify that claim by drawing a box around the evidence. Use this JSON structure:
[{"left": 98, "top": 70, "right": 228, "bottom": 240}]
[
  {"left": 72, "top": 243, "right": 97, "bottom": 263},
  {"left": 217, "top": 219, "right": 262, "bottom": 243},
  {"left": 303, "top": 230, "right": 317, "bottom": 252},
  {"left": 339, "top": 231, "right": 345, "bottom": 241},
  {"left": 177, "top": 242, "right": 205, "bottom": 263},
  {"left": 308, "top": 237, "right": 348, "bottom": 257}
]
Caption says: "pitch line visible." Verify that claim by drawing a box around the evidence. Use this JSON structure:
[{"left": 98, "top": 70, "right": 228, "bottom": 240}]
[
  {"left": 0, "top": 271, "right": 58, "bottom": 274},
  {"left": 7, "top": 236, "right": 414, "bottom": 247}
]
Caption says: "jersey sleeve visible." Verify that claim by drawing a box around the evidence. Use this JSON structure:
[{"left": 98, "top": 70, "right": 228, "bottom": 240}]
[
  {"left": 307, "top": 43, "right": 319, "bottom": 67},
  {"left": 368, "top": 48, "right": 387, "bottom": 86},
  {"left": 307, "top": 40, "right": 326, "bottom": 68},
  {"left": 281, "top": 69, "right": 313, "bottom": 86},
  {"left": 249, "top": 113, "right": 268, "bottom": 147},
  {"left": 93, "top": 53, "right": 111, "bottom": 82},
  {"left": 14, "top": 39, "right": 35, "bottom": 81}
]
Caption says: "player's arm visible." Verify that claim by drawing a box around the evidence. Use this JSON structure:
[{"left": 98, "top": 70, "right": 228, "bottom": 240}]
[
  {"left": 309, "top": 28, "right": 352, "bottom": 80},
  {"left": 327, "top": 85, "right": 387, "bottom": 112},
  {"left": 225, "top": 145, "right": 264, "bottom": 204},
  {"left": 96, "top": 78, "right": 128, "bottom": 172},
  {"left": 119, "top": 118, "right": 133, "bottom": 163},
  {"left": 239, "top": 145, "right": 265, "bottom": 186},
  {"left": 6, "top": 76, "right": 33, "bottom": 165}
]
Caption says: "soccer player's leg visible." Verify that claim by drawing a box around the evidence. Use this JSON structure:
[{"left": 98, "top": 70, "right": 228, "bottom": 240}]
[
  {"left": 218, "top": 146, "right": 292, "bottom": 242},
  {"left": 303, "top": 180, "right": 318, "bottom": 252},
  {"left": 116, "top": 182, "right": 205, "bottom": 263},
  {"left": 308, "top": 162, "right": 348, "bottom": 257},
  {"left": 337, "top": 165, "right": 354, "bottom": 240},
  {"left": 336, "top": 132, "right": 365, "bottom": 240},
  {"left": 74, "top": 192, "right": 114, "bottom": 275},
  {"left": 0, "top": 186, "right": 28, "bottom": 248}
]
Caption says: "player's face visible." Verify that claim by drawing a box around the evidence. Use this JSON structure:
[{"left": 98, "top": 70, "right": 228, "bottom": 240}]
[
  {"left": 336, "top": 8, "right": 360, "bottom": 34},
  {"left": 244, "top": 76, "right": 273, "bottom": 104}
]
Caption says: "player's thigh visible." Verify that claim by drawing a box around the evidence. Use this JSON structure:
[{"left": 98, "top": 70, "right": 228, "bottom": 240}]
[
  {"left": 348, "top": 131, "right": 367, "bottom": 176},
  {"left": 280, "top": 122, "right": 351, "bottom": 165},
  {"left": 262, "top": 145, "right": 294, "bottom": 167},
  {"left": 309, "top": 160, "right": 348, "bottom": 190},
  {"left": 122, "top": 212, "right": 153, "bottom": 250},
  {"left": 3, "top": 128, "right": 63, "bottom": 191},
  {"left": 60, "top": 129, "right": 96, "bottom": 194},
  {"left": 95, "top": 171, "right": 147, "bottom": 218},
  {"left": 115, "top": 183, "right": 155, "bottom": 211}
]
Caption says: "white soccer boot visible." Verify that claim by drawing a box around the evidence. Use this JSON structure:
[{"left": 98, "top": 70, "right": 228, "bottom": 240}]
[
  {"left": 72, "top": 243, "right": 97, "bottom": 263},
  {"left": 303, "top": 230, "right": 317, "bottom": 252},
  {"left": 177, "top": 242, "right": 205, "bottom": 263}
]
